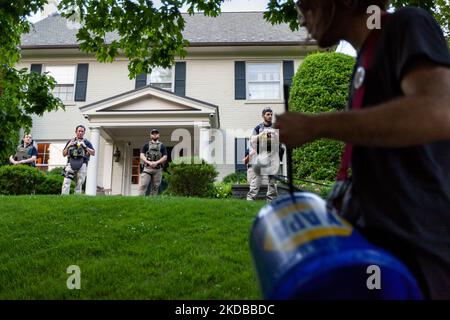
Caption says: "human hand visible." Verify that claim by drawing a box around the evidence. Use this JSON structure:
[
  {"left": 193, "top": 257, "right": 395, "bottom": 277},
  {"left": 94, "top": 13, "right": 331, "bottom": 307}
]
[{"left": 274, "top": 112, "right": 318, "bottom": 148}]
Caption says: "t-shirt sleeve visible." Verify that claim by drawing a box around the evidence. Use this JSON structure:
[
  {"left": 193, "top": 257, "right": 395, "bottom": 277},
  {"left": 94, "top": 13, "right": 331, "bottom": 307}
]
[
  {"left": 252, "top": 125, "right": 260, "bottom": 136},
  {"left": 31, "top": 147, "right": 38, "bottom": 157},
  {"left": 64, "top": 140, "right": 71, "bottom": 150},
  {"left": 85, "top": 140, "right": 94, "bottom": 150},
  {"left": 141, "top": 143, "right": 148, "bottom": 154},
  {"left": 160, "top": 144, "right": 168, "bottom": 157},
  {"left": 393, "top": 8, "right": 450, "bottom": 82}
]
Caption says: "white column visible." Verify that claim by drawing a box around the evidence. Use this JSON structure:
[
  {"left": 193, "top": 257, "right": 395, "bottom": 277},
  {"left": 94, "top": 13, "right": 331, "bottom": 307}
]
[
  {"left": 85, "top": 127, "right": 101, "bottom": 196},
  {"left": 102, "top": 141, "right": 113, "bottom": 195},
  {"left": 198, "top": 124, "right": 211, "bottom": 163}
]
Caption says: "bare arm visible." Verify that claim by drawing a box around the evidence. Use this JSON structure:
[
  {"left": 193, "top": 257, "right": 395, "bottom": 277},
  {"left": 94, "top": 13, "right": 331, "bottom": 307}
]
[
  {"left": 140, "top": 153, "right": 149, "bottom": 165},
  {"left": 85, "top": 146, "right": 95, "bottom": 156},
  {"left": 19, "top": 156, "right": 37, "bottom": 165},
  {"left": 277, "top": 63, "right": 450, "bottom": 147},
  {"left": 156, "top": 155, "right": 168, "bottom": 166}
]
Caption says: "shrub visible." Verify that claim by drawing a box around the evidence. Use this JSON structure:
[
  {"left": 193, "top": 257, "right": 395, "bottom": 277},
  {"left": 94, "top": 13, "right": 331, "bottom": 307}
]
[
  {"left": 222, "top": 172, "right": 247, "bottom": 184},
  {"left": 0, "top": 165, "right": 46, "bottom": 195},
  {"left": 165, "top": 157, "right": 218, "bottom": 197},
  {"left": 46, "top": 167, "right": 65, "bottom": 176},
  {"left": 36, "top": 174, "right": 74, "bottom": 195},
  {"left": 290, "top": 52, "right": 355, "bottom": 181},
  {"left": 212, "top": 182, "right": 232, "bottom": 199}
]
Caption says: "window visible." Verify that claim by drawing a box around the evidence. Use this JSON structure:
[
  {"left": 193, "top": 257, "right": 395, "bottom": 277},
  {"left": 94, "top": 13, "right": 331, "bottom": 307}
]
[
  {"left": 45, "top": 66, "right": 76, "bottom": 102},
  {"left": 247, "top": 63, "right": 281, "bottom": 100},
  {"left": 148, "top": 67, "right": 173, "bottom": 91},
  {"left": 36, "top": 143, "right": 50, "bottom": 171},
  {"left": 131, "top": 148, "right": 141, "bottom": 185}
]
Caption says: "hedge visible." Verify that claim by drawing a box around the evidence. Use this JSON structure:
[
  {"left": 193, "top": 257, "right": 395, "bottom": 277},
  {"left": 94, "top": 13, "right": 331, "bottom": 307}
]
[
  {"left": 290, "top": 52, "right": 355, "bottom": 181},
  {"left": 165, "top": 157, "right": 218, "bottom": 197}
]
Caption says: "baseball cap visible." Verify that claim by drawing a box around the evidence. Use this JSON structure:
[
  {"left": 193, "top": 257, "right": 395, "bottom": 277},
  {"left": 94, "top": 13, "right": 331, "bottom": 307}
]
[{"left": 150, "top": 128, "right": 159, "bottom": 134}]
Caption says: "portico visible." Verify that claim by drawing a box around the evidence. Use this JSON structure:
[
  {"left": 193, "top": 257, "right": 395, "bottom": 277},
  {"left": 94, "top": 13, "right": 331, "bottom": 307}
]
[{"left": 80, "top": 85, "right": 219, "bottom": 196}]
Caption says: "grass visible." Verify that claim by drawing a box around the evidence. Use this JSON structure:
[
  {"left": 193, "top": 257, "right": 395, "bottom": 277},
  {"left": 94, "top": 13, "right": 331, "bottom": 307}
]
[{"left": 0, "top": 195, "right": 266, "bottom": 299}]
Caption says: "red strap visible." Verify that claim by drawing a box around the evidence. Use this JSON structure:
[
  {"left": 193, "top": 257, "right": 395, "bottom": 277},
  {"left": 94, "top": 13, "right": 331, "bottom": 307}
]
[{"left": 336, "top": 24, "right": 383, "bottom": 181}]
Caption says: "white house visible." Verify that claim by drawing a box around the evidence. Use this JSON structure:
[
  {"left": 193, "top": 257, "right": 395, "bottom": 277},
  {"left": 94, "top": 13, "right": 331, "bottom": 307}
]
[{"left": 18, "top": 12, "right": 318, "bottom": 195}]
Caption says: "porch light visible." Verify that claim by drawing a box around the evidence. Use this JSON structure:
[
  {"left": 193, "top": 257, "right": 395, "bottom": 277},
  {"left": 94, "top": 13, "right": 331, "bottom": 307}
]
[{"left": 113, "top": 147, "right": 121, "bottom": 162}]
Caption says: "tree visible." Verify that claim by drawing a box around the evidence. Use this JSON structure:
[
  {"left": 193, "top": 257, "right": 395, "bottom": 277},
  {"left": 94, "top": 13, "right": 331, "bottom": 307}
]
[
  {"left": 0, "top": 1, "right": 63, "bottom": 162},
  {"left": 1, "top": 0, "right": 448, "bottom": 162}
]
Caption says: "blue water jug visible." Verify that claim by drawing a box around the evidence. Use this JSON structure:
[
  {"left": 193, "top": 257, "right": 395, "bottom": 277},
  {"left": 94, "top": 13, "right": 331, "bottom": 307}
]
[{"left": 250, "top": 192, "right": 423, "bottom": 299}]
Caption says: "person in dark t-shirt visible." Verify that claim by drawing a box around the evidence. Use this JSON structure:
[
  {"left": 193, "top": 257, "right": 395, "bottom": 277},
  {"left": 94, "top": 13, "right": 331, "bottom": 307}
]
[
  {"left": 139, "top": 128, "right": 168, "bottom": 196},
  {"left": 276, "top": 0, "right": 450, "bottom": 299}
]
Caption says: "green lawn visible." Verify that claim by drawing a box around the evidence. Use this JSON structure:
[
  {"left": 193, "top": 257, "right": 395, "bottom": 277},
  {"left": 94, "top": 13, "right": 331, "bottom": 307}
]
[{"left": 0, "top": 195, "right": 266, "bottom": 299}]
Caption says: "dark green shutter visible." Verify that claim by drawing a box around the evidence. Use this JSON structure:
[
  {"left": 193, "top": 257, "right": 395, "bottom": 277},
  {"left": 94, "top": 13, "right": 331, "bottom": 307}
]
[
  {"left": 135, "top": 73, "right": 147, "bottom": 89},
  {"left": 175, "top": 62, "right": 186, "bottom": 96},
  {"left": 235, "top": 61, "right": 246, "bottom": 100},
  {"left": 283, "top": 60, "right": 294, "bottom": 88},
  {"left": 30, "top": 64, "right": 42, "bottom": 74},
  {"left": 74, "top": 64, "right": 89, "bottom": 101}
]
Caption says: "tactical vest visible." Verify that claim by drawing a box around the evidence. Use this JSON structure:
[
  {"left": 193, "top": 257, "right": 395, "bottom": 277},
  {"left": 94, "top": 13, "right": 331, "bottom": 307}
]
[
  {"left": 14, "top": 144, "right": 33, "bottom": 161},
  {"left": 145, "top": 142, "right": 163, "bottom": 169},
  {"left": 146, "top": 142, "right": 162, "bottom": 161},
  {"left": 67, "top": 139, "right": 87, "bottom": 171}
]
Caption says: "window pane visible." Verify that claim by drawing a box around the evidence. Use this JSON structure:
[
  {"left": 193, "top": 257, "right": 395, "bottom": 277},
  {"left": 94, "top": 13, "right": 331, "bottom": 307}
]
[
  {"left": 37, "top": 143, "right": 50, "bottom": 170},
  {"left": 248, "top": 82, "right": 280, "bottom": 100},
  {"left": 45, "top": 66, "right": 76, "bottom": 84},
  {"left": 52, "top": 84, "right": 74, "bottom": 102},
  {"left": 149, "top": 67, "right": 172, "bottom": 91},
  {"left": 248, "top": 63, "right": 280, "bottom": 82}
]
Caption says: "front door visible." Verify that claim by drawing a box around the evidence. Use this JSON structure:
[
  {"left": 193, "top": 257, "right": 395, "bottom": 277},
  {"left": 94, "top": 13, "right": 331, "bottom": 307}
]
[{"left": 130, "top": 147, "right": 141, "bottom": 196}]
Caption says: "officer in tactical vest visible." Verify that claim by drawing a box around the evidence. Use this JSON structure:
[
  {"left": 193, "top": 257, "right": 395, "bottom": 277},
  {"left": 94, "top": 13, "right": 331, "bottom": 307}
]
[
  {"left": 9, "top": 133, "right": 38, "bottom": 166},
  {"left": 139, "top": 128, "right": 168, "bottom": 196},
  {"left": 61, "top": 125, "right": 95, "bottom": 195}
]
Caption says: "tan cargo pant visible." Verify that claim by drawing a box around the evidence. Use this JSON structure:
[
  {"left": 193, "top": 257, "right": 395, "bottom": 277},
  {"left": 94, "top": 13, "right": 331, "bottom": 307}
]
[
  {"left": 139, "top": 168, "right": 162, "bottom": 196},
  {"left": 61, "top": 163, "right": 87, "bottom": 195},
  {"left": 246, "top": 166, "right": 278, "bottom": 201}
]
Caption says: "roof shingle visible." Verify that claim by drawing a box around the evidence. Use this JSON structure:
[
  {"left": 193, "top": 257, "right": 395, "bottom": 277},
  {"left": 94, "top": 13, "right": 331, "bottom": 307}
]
[{"left": 21, "top": 12, "right": 313, "bottom": 47}]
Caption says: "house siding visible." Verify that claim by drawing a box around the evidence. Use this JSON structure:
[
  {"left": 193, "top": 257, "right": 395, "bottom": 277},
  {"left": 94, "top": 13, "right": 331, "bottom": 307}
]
[{"left": 19, "top": 50, "right": 306, "bottom": 186}]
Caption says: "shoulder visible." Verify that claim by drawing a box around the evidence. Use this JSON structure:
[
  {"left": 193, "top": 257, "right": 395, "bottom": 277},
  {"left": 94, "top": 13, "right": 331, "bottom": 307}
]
[
  {"left": 392, "top": 6, "right": 432, "bottom": 21},
  {"left": 84, "top": 139, "right": 93, "bottom": 147},
  {"left": 141, "top": 142, "right": 149, "bottom": 150},
  {"left": 388, "top": 6, "right": 440, "bottom": 30},
  {"left": 253, "top": 123, "right": 263, "bottom": 133}
]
